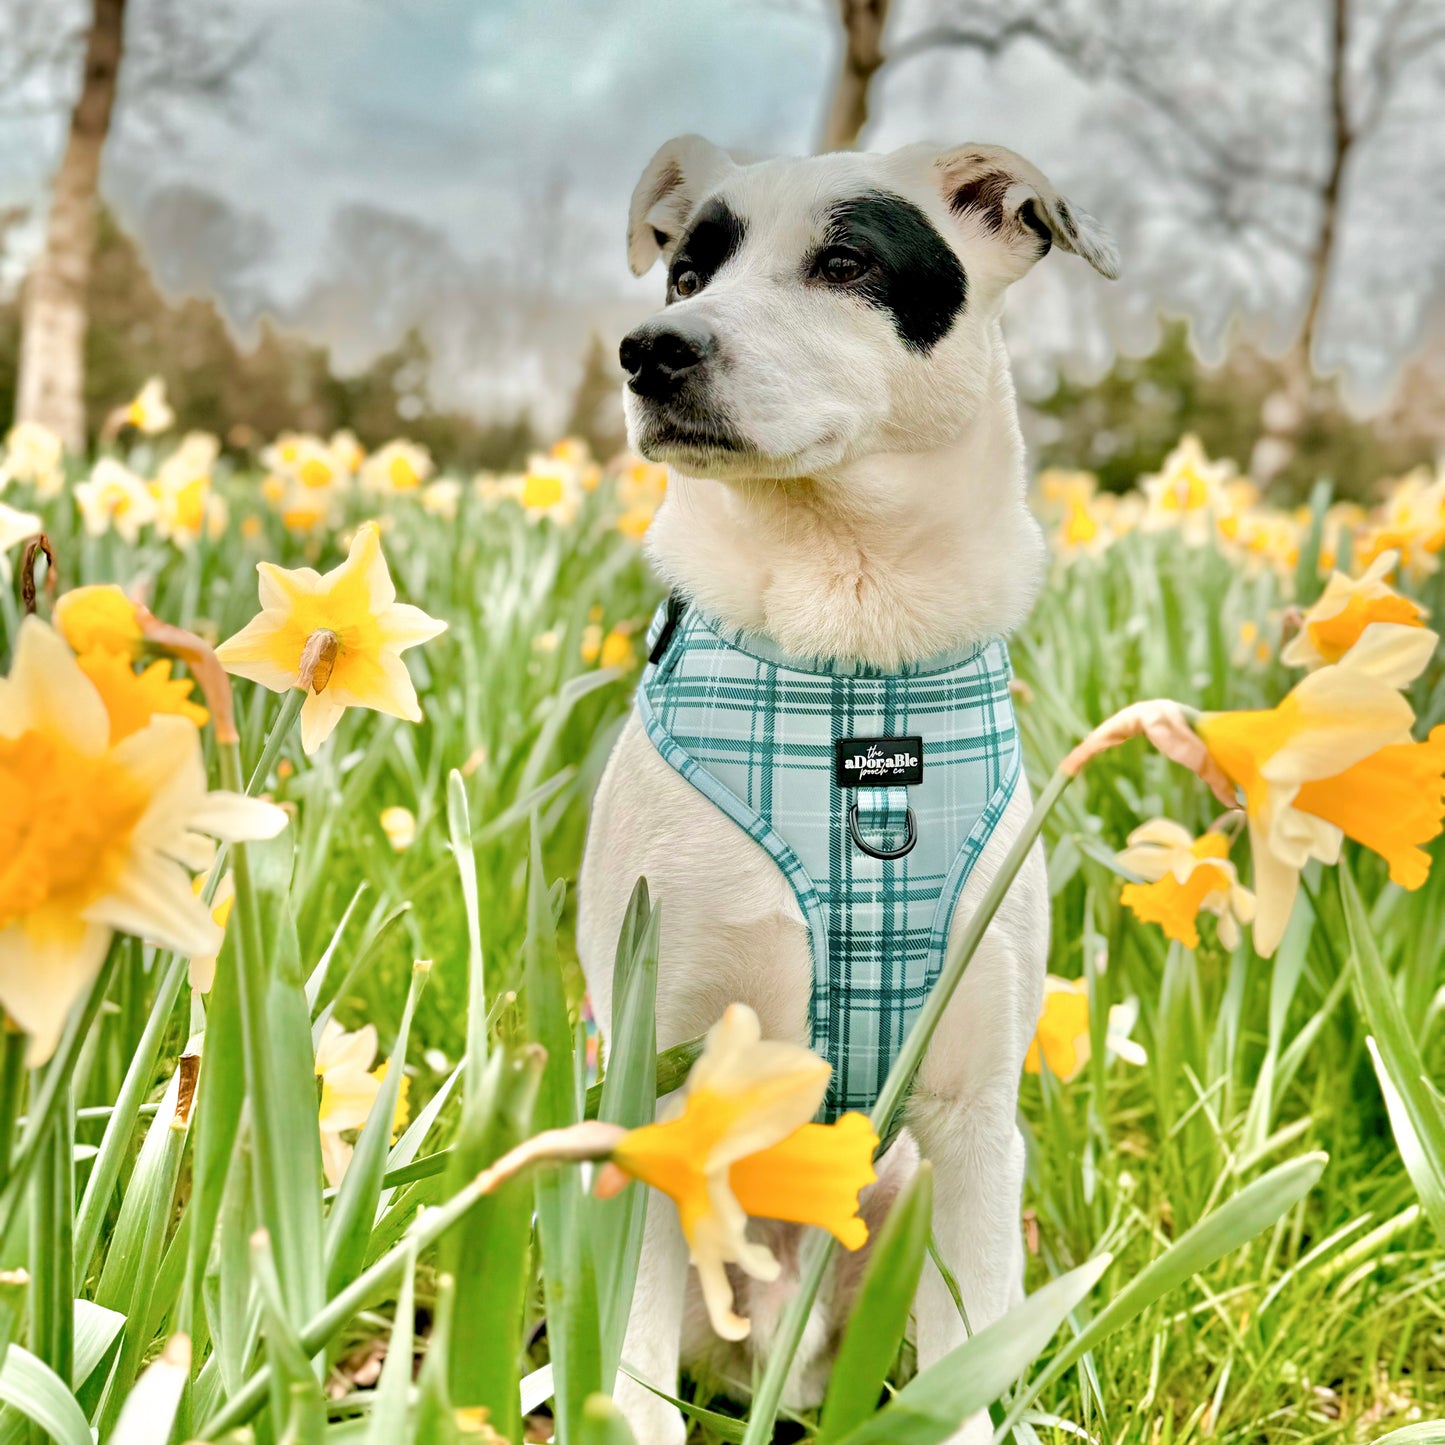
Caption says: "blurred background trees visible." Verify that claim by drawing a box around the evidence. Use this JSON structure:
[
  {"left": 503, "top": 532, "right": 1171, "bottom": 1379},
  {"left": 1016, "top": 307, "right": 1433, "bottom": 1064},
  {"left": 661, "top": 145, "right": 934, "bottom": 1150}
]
[{"left": 0, "top": 0, "right": 1441, "bottom": 494}]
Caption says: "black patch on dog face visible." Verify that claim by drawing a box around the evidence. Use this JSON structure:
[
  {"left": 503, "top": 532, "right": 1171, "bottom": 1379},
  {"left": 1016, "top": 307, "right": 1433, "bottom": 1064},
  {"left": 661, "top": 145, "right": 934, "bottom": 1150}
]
[
  {"left": 667, "top": 197, "right": 746, "bottom": 304},
  {"left": 816, "top": 192, "right": 966, "bottom": 352}
]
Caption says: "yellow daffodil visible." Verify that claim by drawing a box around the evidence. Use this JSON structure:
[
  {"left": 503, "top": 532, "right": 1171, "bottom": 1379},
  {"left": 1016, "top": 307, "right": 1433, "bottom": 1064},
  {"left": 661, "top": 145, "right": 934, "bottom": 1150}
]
[
  {"left": 616, "top": 504, "right": 656, "bottom": 541},
  {"left": 0, "top": 618, "right": 287, "bottom": 1062},
  {"left": 0, "top": 501, "right": 42, "bottom": 555},
  {"left": 360, "top": 440, "right": 432, "bottom": 494},
  {"left": 75, "top": 650, "right": 210, "bottom": 744},
  {"left": 598, "top": 626, "right": 635, "bottom": 670},
  {"left": 517, "top": 457, "right": 582, "bottom": 526},
  {"left": 1356, "top": 467, "right": 1445, "bottom": 580},
  {"left": 329, "top": 429, "right": 365, "bottom": 475},
  {"left": 380, "top": 805, "right": 416, "bottom": 851},
  {"left": 74, "top": 458, "right": 158, "bottom": 543},
  {"left": 614, "top": 456, "right": 668, "bottom": 541},
  {"left": 580, "top": 623, "right": 603, "bottom": 663},
  {"left": 53, "top": 584, "right": 144, "bottom": 657},
  {"left": 121, "top": 377, "right": 175, "bottom": 435},
  {"left": 1116, "top": 819, "right": 1255, "bottom": 949},
  {"left": 1140, "top": 434, "right": 1235, "bottom": 547},
  {"left": 150, "top": 433, "right": 225, "bottom": 546},
  {"left": 1024, "top": 976, "right": 1146, "bottom": 1081},
  {"left": 1196, "top": 622, "right": 1444, "bottom": 955},
  {"left": 315, "top": 1019, "right": 410, "bottom": 1186},
  {"left": 1053, "top": 495, "right": 1115, "bottom": 561},
  {"left": 1037, "top": 468, "right": 1099, "bottom": 510},
  {"left": 1281, "top": 550, "right": 1428, "bottom": 669},
  {"left": 216, "top": 523, "right": 448, "bottom": 753},
  {"left": 608, "top": 1004, "right": 877, "bottom": 1340},
  {"left": 0, "top": 422, "right": 65, "bottom": 498}
]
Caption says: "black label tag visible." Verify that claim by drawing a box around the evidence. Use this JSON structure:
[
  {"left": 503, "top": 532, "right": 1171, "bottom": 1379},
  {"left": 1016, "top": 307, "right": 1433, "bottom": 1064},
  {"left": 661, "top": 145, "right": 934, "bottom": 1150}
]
[{"left": 834, "top": 736, "right": 924, "bottom": 787}]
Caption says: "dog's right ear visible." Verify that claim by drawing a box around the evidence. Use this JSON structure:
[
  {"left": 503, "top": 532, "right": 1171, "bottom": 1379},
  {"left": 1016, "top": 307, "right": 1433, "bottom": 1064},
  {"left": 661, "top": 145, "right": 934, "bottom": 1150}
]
[{"left": 627, "top": 135, "right": 737, "bottom": 276}]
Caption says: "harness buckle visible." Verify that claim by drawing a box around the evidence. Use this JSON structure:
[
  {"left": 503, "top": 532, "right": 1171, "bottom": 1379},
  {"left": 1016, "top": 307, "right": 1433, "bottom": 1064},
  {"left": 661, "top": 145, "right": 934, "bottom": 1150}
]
[{"left": 847, "top": 802, "right": 918, "bottom": 860}]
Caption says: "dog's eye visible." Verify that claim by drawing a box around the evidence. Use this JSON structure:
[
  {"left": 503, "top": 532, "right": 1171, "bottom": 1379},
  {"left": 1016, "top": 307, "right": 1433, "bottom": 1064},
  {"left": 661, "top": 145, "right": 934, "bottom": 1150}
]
[
  {"left": 817, "top": 248, "right": 869, "bottom": 284},
  {"left": 672, "top": 269, "right": 702, "bottom": 299}
]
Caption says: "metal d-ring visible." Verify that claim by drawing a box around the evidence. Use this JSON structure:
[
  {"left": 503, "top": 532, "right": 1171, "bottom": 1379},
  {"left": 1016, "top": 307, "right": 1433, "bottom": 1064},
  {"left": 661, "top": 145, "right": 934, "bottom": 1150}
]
[{"left": 848, "top": 802, "right": 918, "bottom": 860}]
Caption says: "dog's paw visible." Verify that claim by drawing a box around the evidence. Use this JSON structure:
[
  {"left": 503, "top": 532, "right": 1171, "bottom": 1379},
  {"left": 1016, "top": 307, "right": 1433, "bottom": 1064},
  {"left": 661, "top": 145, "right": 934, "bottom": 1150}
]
[{"left": 614, "top": 1375, "right": 688, "bottom": 1445}]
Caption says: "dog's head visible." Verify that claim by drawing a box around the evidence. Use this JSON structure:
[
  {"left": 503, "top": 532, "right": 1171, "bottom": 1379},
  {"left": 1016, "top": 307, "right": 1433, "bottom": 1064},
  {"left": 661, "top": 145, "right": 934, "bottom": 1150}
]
[{"left": 621, "top": 137, "right": 1118, "bottom": 481}]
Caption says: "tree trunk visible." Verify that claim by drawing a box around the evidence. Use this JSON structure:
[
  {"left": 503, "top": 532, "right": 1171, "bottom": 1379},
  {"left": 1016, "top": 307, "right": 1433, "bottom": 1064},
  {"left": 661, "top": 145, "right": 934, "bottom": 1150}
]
[
  {"left": 15, "top": 0, "right": 127, "bottom": 454},
  {"left": 820, "top": 0, "right": 891, "bottom": 152}
]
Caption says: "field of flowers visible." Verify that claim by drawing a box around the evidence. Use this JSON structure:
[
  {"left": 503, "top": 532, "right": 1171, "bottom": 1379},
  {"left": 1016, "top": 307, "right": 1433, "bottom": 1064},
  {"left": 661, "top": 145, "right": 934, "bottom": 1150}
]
[{"left": 0, "top": 380, "right": 1442, "bottom": 1444}]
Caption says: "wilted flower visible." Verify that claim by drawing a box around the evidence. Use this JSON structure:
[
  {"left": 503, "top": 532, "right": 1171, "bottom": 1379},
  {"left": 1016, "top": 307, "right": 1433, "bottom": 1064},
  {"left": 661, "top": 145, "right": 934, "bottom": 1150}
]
[
  {"left": 216, "top": 523, "right": 448, "bottom": 753},
  {"left": 0, "top": 618, "right": 286, "bottom": 1062},
  {"left": 1140, "top": 434, "right": 1235, "bottom": 547},
  {"left": 315, "top": 1018, "right": 410, "bottom": 1185},
  {"left": 1116, "top": 818, "right": 1255, "bottom": 949},
  {"left": 1281, "top": 549, "right": 1427, "bottom": 669},
  {"left": 0, "top": 422, "right": 65, "bottom": 498},
  {"left": 360, "top": 439, "right": 432, "bottom": 494},
  {"left": 1024, "top": 976, "right": 1146, "bottom": 1081},
  {"left": 74, "top": 458, "right": 158, "bottom": 543},
  {"left": 0, "top": 501, "right": 43, "bottom": 555}
]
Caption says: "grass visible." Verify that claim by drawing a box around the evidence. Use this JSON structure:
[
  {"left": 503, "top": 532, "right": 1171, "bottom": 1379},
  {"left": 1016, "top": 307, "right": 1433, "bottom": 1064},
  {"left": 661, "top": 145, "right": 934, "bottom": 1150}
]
[{"left": 0, "top": 439, "right": 1441, "bottom": 1443}]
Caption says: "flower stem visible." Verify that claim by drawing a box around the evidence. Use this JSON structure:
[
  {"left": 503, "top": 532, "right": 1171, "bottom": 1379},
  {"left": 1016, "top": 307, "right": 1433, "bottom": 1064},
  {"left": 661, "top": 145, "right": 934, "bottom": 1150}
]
[
  {"left": 739, "top": 767, "right": 1074, "bottom": 1445},
  {"left": 0, "top": 1025, "right": 27, "bottom": 1195},
  {"left": 247, "top": 686, "right": 305, "bottom": 795}
]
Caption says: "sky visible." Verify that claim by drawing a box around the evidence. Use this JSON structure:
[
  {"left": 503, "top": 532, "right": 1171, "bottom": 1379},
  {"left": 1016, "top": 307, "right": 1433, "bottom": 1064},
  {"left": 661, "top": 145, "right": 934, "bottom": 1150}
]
[{"left": 1, "top": 0, "right": 1442, "bottom": 420}]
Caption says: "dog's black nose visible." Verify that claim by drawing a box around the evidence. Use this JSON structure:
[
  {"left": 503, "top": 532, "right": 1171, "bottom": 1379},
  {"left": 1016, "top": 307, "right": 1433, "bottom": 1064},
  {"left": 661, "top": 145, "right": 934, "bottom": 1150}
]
[{"left": 619, "top": 320, "right": 716, "bottom": 401}]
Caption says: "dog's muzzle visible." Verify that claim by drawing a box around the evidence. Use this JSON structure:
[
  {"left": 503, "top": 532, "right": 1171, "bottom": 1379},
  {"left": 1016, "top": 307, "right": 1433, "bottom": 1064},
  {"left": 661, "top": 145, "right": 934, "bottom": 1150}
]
[{"left": 619, "top": 318, "right": 716, "bottom": 402}]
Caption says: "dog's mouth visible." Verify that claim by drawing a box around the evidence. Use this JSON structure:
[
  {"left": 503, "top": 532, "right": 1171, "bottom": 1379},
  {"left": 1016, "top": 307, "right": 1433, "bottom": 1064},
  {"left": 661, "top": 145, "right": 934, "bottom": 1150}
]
[{"left": 634, "top": 404, "right": 750, "bottom": 462}]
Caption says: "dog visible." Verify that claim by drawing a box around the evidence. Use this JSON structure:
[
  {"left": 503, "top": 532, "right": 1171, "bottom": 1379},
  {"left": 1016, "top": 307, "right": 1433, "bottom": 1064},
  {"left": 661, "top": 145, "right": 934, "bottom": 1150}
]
[{"left": 577, "top": 134, "right": 1117, "bottom": 1444}]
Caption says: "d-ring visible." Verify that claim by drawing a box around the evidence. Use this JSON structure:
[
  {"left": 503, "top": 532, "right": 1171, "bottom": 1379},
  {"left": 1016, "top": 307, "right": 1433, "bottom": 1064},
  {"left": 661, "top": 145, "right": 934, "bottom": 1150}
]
[{"left": 848, "top": 803, "right": 918, "bottom": 860}]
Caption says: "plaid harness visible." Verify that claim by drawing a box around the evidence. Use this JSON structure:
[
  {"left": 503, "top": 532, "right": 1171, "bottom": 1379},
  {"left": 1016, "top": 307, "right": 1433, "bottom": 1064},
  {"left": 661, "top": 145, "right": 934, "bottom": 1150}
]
[{"left": 639, "top": 596, "right": 1022, "bottom": 1119}]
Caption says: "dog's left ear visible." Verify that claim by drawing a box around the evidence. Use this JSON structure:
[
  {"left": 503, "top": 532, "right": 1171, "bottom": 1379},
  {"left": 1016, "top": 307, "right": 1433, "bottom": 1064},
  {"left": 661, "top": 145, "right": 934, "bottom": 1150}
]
[
  {"left": 627, "top": 134, "right": 739, "bottom": 277},
  {"left": 934, "top": 143, "right": 1119, "bottom": 280}
]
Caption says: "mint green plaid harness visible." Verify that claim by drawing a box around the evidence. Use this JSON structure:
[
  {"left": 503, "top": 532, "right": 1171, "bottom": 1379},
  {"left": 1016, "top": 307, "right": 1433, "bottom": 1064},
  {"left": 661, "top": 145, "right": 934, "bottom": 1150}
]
[{"left": 638, "top": 596, "right": 1022, "bottom": 1119}]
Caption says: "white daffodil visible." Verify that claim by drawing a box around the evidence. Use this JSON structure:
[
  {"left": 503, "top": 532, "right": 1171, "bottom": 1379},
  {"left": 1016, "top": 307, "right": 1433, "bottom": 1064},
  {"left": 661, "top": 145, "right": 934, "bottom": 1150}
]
[{"left": 74, "top": 458, "right": 158, "bottom": 543}]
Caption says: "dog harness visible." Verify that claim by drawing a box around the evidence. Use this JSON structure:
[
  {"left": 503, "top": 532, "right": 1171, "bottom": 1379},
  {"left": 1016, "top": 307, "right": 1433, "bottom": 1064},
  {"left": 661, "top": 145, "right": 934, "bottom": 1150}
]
[{"left": 639, "top": 595, "right": 1023, "bottom": 1119}]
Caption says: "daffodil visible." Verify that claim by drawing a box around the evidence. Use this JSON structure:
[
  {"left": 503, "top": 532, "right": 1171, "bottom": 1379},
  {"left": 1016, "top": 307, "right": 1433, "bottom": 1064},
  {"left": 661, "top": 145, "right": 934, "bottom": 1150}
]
[
  {"left": 421, "top": 478, "right": 463, "bottom": 520},
  {"left": 548, "top": 437, "right": 601, "bottom": 491},
  {"left": 1196, "top": 622, "right": 1444, "bottom": 955},
  {"left": 380, "top": 805, "right": 416, "bottom": 851},
  {"left": 1116, "top": 819, "right": 1255, "bottom": 949},
  {"left": 74, "top": 459, "right": 158, "bottom": 543},
  {"left": 1140, "top": 434, "right": 1235, "bottom": 547},
  {"left": 121, "top": 377, "right": 175, "bottom": 435},
  {"left": 1037, "top": 468, "right": 1099, "bottom": 510},
  {"left": 1053, "top": 495, "right": 1114, "bottom": 561},
  {"left": 516, "top": 457, "right": 582, "bottom": 526},
  {"left": 0, "top": 422, "right": 65, "bottom": 498},
  {"left": 0, "top": 501, "right": 42, "bottom": 555},
  {"left": 215, "top": 523, "right": 448, "bottom": 753},
  {"left": 359, "top": 440, "right": 432, "bottom": 495},
  {"left": 151, "top": 434, "right": 225, "bottom": 546},
  {"left": 75, "top": 650, "right": 210, "bottom": 744},
  {"left": 1281, "top": 550, "right": 1428, "bottom": 669},
  {"left": 607, "top": 1004, "right": 877, "bottom": 1339},
  {"left": 53, "top": 584, "right": 144, "bottom": 657},
  {"left": 598, "top": 626, "right": 635, "bottom": 670},
  {"left": 1356, "top": 467, "right": 1445, "bottom": 580},
  {"left": 1023, "top": 976, "right": 1146, "bottom": 1081},
  {"left": 0, "top": 618, "right": 287, "bottom": 1062},
  {"left": 614, "top": 456, "right": 668, "bottom": 539},
  {"left": 315, "top": 1019, "right": 410, "bottom": 1186},
  {"left": 329, "top": 429, "right": 365, "bottom": 475}
]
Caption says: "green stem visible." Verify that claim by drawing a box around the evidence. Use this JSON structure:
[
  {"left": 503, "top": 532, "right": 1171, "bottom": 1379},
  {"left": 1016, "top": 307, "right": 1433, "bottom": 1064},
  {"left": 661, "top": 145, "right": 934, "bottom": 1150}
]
[
  {"left": 28, "top": 1095, "right": 74, "bottom": 1444},
  {"left": 0, "top": 948, "right": 120, "bottom": 1251},
  {"left": 247, "top": 687, "right": 305, "bottom": 795},
  {"left": 195, "top": 1158, "right": 514, "bottom": 1438},
  {"left": 740, "top": 768, "right": 1073, "bottom": 1445},
  {"left": 0, "top": 1026, "right": 27, "bottom": 1195}
]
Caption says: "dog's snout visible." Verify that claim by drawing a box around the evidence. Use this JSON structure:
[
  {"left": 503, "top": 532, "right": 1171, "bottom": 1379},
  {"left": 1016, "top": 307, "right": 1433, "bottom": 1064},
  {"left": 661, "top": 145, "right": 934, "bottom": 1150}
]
[{"left": 619, "top": 320, "right": 716, "bottom": 401}]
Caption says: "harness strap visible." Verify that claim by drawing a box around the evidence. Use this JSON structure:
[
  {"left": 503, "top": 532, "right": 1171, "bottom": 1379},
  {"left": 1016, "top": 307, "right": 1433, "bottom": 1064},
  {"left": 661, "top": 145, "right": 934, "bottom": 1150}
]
[{"left": 850, "top": 785, "right": 916, "bottom": 859}]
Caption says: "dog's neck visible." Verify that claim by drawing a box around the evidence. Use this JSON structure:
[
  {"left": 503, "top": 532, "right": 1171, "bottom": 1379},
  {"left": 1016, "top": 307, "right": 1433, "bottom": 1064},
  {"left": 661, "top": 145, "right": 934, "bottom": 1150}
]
[{"left": 644, "top": 357, "right": 1045, "bottom": 669}]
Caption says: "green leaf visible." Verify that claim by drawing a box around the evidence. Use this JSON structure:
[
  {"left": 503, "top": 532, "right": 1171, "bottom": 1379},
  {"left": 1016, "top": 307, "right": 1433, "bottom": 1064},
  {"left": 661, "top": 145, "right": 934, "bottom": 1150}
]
[
  {"left": 578, "top": 1394, "right": 640, "bottom": 1445},
  {"left": 1368, "top": 1424, "right": 1445, "bottom": 1445},
  {"left": 818, "top": 1164, "right": 934, "bottom": 1443},
  {"left": 364, "top": 1239, "right": 418, "bottom": 1445},
  {"left": 447, "top": 769, "right": 488, "bottom": 1093},
  {"left": 109, "top": 1335, "right": 191, "bottom": 1445},
  {"left": 592, "top": 878, "right": 660, "bottom": 1391},
  {"left": 252, "top": 1228, "right": 327, "bottom": 1443},
  {"left": 326, "top": 960, "right": 430, "bottom": 1297},
  {"left": 1341, "top": 864, "right": 1445, "bottom": 1237},
  {"left": 0, "top": 1346, "right": 91, "bottom": 1445},
  {"left": 996, "top": 1152, "right": 1328, "bottom": 1436},
  {"left": 835, "top": 1254, "right": 1112, "bottom": 1445}
]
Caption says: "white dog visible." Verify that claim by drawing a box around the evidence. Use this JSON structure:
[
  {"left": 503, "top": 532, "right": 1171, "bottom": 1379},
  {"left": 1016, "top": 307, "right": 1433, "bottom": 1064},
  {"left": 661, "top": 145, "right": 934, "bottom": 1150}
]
[{"left": 578, "top": 134, "right": 1117, "bottom": 1444}]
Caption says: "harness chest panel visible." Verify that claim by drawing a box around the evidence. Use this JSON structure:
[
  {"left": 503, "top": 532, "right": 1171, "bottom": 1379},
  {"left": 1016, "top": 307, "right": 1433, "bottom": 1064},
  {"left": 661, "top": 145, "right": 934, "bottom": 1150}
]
[{"left": 638, "top": 599, "right": 1022, "bottom": 1119}]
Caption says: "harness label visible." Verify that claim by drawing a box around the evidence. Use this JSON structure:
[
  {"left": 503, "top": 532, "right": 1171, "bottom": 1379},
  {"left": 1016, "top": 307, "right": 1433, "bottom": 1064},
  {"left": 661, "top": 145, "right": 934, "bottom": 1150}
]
[{"left": 834, "top": 736, "right": 924, "bottom": 787}]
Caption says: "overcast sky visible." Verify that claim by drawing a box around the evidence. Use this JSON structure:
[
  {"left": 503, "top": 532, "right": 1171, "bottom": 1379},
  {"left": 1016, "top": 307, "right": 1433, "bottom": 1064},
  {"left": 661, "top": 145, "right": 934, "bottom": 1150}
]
[{"left": 1, "top": 0, "right": 1441, "bottom": 416}]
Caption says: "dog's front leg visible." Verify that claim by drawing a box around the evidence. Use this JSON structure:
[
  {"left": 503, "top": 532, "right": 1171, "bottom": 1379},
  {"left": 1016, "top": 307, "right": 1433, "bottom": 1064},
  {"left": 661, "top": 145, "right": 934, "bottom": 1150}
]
[{"left": 612, "top": 1188, "right": 691, "bottom": 1445}]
